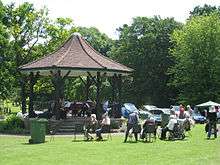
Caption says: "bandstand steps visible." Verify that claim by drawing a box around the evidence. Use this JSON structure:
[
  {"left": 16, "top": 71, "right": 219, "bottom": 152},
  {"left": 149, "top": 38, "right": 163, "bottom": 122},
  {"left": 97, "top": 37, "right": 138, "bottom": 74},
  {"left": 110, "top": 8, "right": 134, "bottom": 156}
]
[
  {"left": 56, "top": 118, "right": 88, "bottom": 133},
  {"left": 58, "top": 128, "right": 75, "bottom": 133},
  {"left": 59, "top": 125, "right": 75, "bottom": 129}
]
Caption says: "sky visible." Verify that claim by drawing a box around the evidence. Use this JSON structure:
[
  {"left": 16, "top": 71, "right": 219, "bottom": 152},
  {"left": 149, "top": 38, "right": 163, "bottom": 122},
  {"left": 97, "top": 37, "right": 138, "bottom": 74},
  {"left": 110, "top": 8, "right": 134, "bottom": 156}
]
[{"left": 3, "top": 0, "right": 220, "bottom": 38}]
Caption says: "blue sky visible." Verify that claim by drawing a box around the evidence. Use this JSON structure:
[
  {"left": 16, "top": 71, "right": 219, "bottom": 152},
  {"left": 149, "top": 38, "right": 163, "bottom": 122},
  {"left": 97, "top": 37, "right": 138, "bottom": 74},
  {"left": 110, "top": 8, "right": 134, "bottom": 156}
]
[{"left": 3, "top": 0, "right": 220, "bottom": 38}]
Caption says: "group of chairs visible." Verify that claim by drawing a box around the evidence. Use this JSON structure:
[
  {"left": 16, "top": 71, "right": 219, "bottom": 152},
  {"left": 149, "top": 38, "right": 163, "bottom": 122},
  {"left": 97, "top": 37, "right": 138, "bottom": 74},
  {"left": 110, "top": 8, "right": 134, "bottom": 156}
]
[
  {"left": 49, "top": 122, "right": 112, "bottom": 142},
  {"left": 128, "top": 118, "right": 191, "bottom": 143},
  {"left": 128, "top": 123, "right": 157, "bottom": 143}
]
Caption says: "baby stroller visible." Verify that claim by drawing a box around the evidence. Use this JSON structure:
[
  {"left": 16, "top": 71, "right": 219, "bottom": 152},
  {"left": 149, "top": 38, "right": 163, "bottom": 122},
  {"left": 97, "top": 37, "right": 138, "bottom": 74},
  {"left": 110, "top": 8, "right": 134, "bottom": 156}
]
[{"left": 168, "top": 122, "right": 185, "bottom": 140}]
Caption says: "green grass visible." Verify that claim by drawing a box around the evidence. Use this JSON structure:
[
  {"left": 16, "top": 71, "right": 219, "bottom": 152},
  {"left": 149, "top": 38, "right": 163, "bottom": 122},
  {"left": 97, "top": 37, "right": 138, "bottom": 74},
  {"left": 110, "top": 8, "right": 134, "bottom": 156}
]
[{"left": 0, "top": 125, "right": 219, "bottom": 165}]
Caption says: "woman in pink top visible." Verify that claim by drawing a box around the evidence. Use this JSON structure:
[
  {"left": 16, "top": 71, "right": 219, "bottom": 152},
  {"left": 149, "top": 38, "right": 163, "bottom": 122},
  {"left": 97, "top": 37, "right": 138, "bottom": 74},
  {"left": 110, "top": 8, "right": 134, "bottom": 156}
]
[{"left": 179, "top": 104, "right": 186, "bottom": 119}]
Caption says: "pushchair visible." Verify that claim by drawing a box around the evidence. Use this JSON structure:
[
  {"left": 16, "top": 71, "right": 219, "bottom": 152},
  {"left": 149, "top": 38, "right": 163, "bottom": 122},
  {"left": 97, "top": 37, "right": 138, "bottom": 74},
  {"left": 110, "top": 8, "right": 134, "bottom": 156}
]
[{"left": 168, "top": 122, "right": 185, "bottom": 140}]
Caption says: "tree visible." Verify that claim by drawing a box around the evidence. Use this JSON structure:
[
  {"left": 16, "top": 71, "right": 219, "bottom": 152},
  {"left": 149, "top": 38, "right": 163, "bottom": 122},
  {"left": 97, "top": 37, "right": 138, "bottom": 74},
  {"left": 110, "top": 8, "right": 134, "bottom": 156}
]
[
  {"left": 169, "top": 13, "right": 220, "bottom": 105},
  {"left": 0, "top": 1, "right": 13, "bottom": 99},
  {"left": 78, "top": 27, "right": 113, "bottom": 56},
  {"left": 189, "top": 4, "right": 220, "bottom": 18},
  {"left": 2, "top": 2, "right": 50, "bottom": 113},
  {"left": 110, "top": 16, "right": 182, "bottom": 107}
]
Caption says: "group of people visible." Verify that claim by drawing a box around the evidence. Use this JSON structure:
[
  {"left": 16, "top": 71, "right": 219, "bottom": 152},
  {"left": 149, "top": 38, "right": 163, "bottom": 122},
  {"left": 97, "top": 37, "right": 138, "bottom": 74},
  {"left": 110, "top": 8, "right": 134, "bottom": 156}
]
[
  {"left": 61, "top": 100, "right": 218, "bottom": 141},
  {"left": 58, "top": 99, "right": 97, "bottom": 119},
  {"left": 124, "top": 111, "right": 157, "bottom": 142},
  {"left": 123, "top": 103, "right": 219, "bottom": 142},
  {"left": 84, "top": 112, "right": 111, "bottom": 141}
]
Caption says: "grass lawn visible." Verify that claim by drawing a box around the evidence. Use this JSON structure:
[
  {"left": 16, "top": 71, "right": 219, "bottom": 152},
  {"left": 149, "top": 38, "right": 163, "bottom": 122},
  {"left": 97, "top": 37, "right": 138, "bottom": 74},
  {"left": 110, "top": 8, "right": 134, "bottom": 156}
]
[{"left": 0, "top": 125, "right": 219, "bottom": 165}]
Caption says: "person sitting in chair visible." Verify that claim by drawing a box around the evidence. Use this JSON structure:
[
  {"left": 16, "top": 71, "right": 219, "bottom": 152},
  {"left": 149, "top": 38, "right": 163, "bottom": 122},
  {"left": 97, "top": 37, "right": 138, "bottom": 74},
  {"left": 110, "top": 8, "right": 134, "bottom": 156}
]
[
  {"left": 85, "top": 114, "right": 98, "bottom": 140},
  {"left": 96, "top": 112, "right": 111, "bottom": 141},
  {"left": 160, "top": 115, "right": 177, "bottom": 140}
]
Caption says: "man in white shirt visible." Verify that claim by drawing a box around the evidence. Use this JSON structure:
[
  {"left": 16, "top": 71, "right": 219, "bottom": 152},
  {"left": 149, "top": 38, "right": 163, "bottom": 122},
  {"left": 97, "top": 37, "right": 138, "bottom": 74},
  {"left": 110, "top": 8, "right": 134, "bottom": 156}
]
[
  {"left": 96, "top": 112, "right": 111, "bottom": 140},
  {"left": 160, "top": 115, "right": 177, "bottom": 140}
]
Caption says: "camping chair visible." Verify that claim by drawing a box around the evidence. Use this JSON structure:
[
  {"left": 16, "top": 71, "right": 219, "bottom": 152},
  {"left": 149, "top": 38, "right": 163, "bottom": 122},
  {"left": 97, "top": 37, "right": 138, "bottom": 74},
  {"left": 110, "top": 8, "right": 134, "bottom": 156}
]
[
  {"left": 107, "top": 125, "right": 112, "bottom": 140},
  {"left": 49, "top": 122, "right": 60, "bottom": 142},
  {"left": 128, "top": 124, "right": 141, "bottom": 141},
  {"left": 143, "top": 124, "right": 157, "bottom": 142},
  {"left": 102, "top": 125, "right": 112, "bottom": 140},
  {"left": 73, "top": 123, "right": 86, "bottom": 141}
]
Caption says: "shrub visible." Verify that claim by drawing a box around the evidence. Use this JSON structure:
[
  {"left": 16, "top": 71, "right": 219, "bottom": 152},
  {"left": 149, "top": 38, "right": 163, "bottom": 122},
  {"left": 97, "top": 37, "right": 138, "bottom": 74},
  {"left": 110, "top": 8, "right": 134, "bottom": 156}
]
[
  {"left": 0, "top": 115, "right": 25, "bottom": 134},
  {"left": 5, "top": 115, "right": 25, "bottom": 129}
]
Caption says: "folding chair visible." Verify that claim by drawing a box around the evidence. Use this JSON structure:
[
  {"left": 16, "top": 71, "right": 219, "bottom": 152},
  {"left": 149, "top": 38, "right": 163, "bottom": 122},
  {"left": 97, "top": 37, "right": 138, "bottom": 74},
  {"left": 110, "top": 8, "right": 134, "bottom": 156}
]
[
  {"left": 49, "top": 129, "right": 56, "bottom": 142},
  {"left": 73, "top": 123, "right": 86, "bottom": 141},
  {"left": 105, "top": 125, "right": 112, "bottom": 140},
  {"left": 143, "top": 124, "right": 157, "bottom": 142},
  {"left": 49, "top": 124, "right": 59, "bottom": 142}
]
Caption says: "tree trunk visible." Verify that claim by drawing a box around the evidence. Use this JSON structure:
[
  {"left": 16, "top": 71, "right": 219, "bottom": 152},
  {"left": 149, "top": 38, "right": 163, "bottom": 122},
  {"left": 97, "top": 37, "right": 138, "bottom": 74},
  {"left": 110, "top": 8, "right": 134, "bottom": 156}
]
[
  {"left": 29, "top": 72, "right": 35, "bottom": 118},
  {"left": 118, "top": 74, "right": 122, "bottom": 110},
  {"left": 20, "top": 78, "right": 27, "bottom": 114}
]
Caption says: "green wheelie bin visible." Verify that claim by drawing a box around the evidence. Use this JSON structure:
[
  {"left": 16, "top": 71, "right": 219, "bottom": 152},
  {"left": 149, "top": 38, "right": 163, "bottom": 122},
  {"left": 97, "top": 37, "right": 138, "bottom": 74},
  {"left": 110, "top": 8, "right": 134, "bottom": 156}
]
[{"left": 29, "top": 118, "right": 48, "bottom": 144}]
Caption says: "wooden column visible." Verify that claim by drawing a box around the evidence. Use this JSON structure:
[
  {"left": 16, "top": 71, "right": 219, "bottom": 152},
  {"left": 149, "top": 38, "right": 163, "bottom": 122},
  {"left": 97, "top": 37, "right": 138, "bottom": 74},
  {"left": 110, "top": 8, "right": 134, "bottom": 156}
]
[
  {"left": 111, "top": 74, "right": 116, "bottom": 103},
  {"left": 28, "top": 72, "right": 39, "bottom": 118},
  {"left": 118, "top": 74, "right": 122, "bottom": 109},
  {"left": 95, "top": 72, "right": 101, "bottom": 119},
  {"left": 29, "top": 72, "right": 34, "bottom": 117},
  {"left": 52, "top": 70, "right": 62, "bottom": 120},
  {"left": 51, "top": 70, "right": 70, "bottom": 120}
]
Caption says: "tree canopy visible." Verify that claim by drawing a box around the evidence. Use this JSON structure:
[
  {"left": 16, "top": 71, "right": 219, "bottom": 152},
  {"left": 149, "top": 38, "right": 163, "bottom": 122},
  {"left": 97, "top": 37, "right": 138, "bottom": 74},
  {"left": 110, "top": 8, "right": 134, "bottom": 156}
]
[
  {"left": 169, "top": 13, "right": 220, "bottom": 105},
  {"left": 110, "top": 16, "right": 182, "bottom": 107},
  {"left": 1, "top": 1, "right": 220, "bottom": 108}
]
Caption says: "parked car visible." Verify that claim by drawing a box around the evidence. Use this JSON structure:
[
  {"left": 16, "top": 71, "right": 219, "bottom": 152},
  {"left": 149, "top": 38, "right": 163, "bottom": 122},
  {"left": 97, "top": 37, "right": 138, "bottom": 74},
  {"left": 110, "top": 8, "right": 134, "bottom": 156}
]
[
  {"left": 147, "top": 108, "right": 170, "bottom": 125},
  {"left": 217, "top": 112, "right": 220, "bottom": 123},
  {"left": 142, "top": 105, "right": 158, "bottom": 111},
  {"left": 192, "top": 112, "right": 206, "bottom": 124},
  {"left": 139, "top": 110, "right": 155, "bottom": 120}
]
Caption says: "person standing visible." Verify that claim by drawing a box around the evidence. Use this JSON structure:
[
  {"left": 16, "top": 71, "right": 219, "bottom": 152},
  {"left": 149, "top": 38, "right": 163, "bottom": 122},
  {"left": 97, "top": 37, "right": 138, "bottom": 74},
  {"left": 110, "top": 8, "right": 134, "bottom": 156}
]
[
  {"left": 124, "top": 111, "right": 139, "bottom": 143},
  {"left": 179, "top": 104, "right": 186, "bottom": 119},
  {"left": 187, "top": 105, "right": 193, "bottom": 117},
  {"left": 207, "top": 106, "right": 217, "bottom": 139}
]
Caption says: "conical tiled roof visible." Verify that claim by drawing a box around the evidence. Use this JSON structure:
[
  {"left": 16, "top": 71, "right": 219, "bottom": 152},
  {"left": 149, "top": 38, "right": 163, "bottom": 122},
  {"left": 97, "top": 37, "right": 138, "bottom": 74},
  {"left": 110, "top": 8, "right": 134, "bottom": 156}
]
[{"left": 19, "top": 33, "right": 133, "bottom": 77}]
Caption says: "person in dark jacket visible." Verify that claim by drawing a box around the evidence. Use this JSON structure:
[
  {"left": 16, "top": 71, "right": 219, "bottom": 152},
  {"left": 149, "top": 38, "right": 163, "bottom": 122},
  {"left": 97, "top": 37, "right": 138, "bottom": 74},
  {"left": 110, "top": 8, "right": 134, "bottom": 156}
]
[
  {"left": 124, "top": 111, "right": 139, "bottom": 142},
  {"left": 207, "top": 106, "right": 217, "bottom": 139}
]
